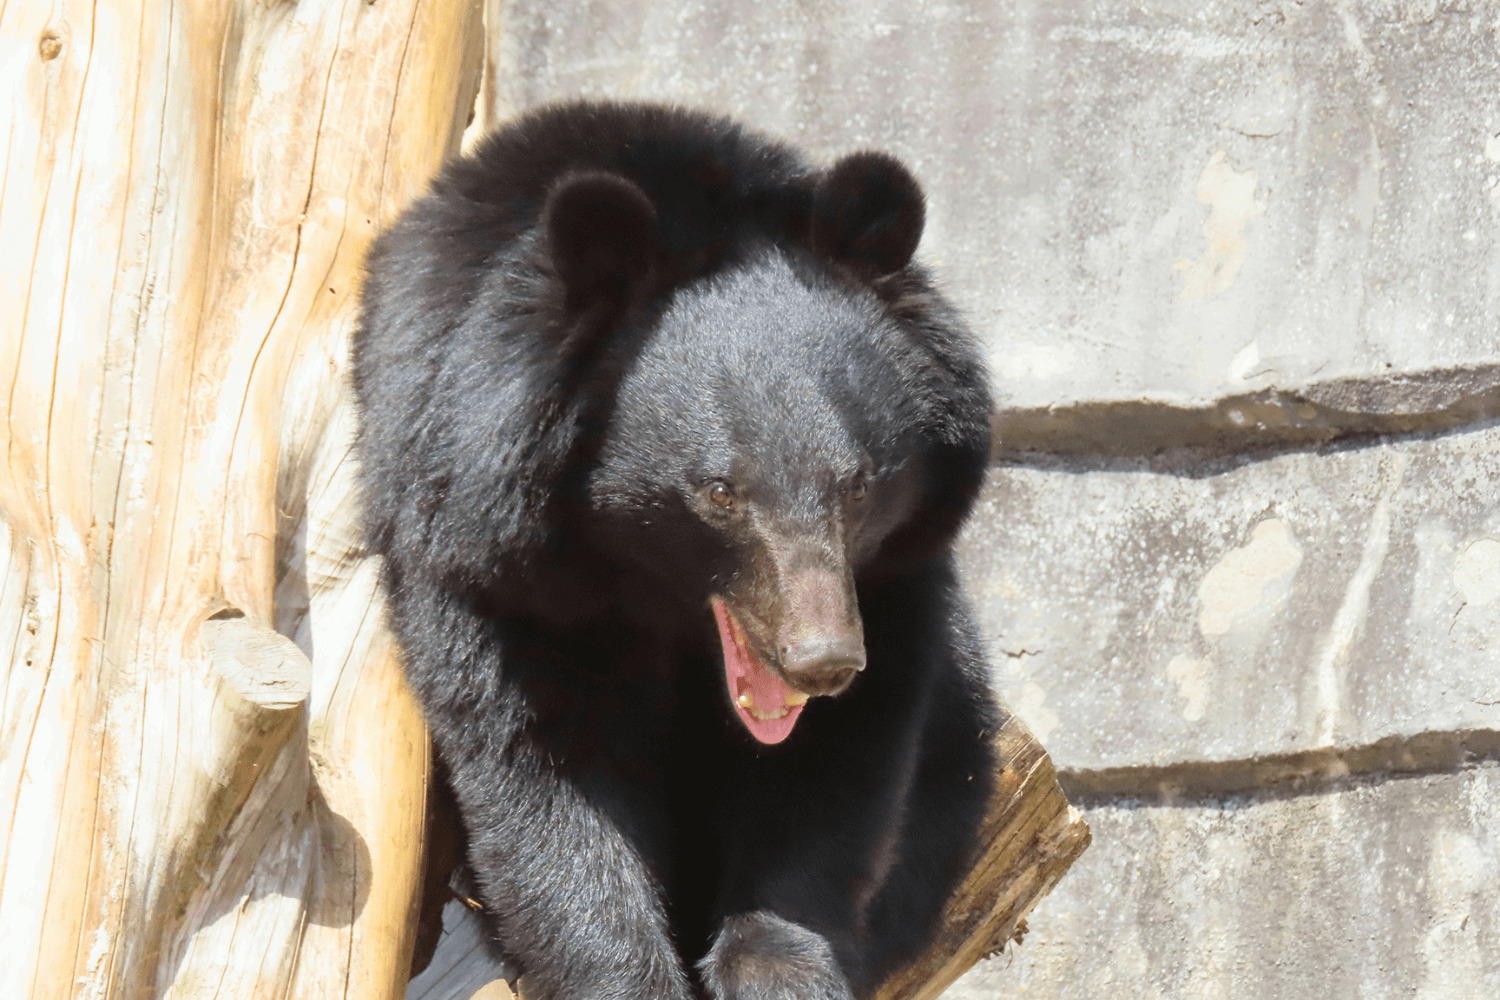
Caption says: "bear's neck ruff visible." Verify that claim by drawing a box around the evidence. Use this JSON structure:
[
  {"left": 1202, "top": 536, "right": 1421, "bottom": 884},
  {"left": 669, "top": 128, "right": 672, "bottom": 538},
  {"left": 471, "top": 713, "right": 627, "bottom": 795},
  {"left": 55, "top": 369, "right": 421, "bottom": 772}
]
[{"left": 710, "top": 596, "right": 809, "bottom": 744}]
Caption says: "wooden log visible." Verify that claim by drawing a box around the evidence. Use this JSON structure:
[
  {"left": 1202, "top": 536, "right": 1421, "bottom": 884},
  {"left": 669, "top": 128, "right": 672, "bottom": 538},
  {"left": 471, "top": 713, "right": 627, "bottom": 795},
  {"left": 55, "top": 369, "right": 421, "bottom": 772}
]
[
  {"left": 0, "top": 2, "right": 484, "bottom": 997},
  {"left": 870, "top": 713, "right": 1092, "bottom": 1000},
  {"left": 406, "top": 710, "right": 1090, "bottom": 1000}
]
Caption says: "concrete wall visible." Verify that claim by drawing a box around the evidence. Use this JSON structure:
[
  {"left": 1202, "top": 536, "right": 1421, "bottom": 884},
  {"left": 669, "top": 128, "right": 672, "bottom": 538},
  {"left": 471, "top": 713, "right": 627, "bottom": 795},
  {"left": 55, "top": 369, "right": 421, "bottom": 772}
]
[{"left": 489, "top": 2, "right": 1500, "bottom": 996}]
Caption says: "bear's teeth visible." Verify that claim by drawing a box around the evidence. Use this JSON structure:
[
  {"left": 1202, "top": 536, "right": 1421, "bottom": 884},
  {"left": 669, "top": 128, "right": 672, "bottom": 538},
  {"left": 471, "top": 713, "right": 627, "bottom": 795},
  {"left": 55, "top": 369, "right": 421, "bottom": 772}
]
[{"left": 737, "top": 688, "right": 805, "bottom": 718}]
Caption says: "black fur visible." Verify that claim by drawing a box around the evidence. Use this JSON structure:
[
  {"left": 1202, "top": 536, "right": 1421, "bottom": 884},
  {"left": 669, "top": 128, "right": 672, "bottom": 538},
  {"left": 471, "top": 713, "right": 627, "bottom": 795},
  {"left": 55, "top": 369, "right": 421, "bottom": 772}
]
[{"left": 351, "top": 101, "right": 998, "bottom": 1000}]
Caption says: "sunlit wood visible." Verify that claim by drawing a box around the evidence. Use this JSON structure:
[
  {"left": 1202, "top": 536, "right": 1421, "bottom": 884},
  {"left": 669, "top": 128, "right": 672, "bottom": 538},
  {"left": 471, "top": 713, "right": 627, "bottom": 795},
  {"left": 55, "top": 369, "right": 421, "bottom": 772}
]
[{"left": 0, "top": 2, "right": 483, "bottom": 996}]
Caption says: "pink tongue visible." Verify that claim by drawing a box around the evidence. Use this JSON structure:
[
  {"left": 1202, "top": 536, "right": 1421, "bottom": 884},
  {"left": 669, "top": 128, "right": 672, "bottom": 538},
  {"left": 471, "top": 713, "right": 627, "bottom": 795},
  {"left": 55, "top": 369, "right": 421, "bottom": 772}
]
[{"left": 711, "top": 597, "right": 805, "bottom": 744}]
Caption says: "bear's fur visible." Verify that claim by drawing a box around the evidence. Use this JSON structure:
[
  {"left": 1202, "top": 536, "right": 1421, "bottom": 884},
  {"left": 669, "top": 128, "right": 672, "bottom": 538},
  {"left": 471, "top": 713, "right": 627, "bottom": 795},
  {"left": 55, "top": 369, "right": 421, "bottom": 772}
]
[{"left": 352, "top": 102, "right": 998, "bottom": 1000}]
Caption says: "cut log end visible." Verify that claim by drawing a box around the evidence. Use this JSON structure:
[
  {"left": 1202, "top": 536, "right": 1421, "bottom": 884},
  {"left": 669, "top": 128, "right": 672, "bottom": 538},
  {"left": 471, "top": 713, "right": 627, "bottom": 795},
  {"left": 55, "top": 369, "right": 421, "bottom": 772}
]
[{"left": 201, "top": 607, "right": 314, "bottom": 712}]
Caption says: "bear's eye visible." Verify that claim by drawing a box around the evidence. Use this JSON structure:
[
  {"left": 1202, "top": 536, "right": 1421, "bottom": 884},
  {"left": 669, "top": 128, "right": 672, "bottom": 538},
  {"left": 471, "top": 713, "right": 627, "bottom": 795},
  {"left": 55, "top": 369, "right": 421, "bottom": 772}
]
[
  {"left": 849, "top": 475, "right": 867, "bottom": 502},
  {"left": 708, "top": 482, "right": 736, "bottom": 509}
]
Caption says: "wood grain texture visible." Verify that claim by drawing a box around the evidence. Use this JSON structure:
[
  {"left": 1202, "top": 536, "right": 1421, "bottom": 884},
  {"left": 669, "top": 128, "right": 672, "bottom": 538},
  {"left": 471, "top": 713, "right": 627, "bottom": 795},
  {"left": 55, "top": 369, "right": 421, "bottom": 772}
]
[{"left": 0, "top": 2, "right": 484, "bottom": 997}]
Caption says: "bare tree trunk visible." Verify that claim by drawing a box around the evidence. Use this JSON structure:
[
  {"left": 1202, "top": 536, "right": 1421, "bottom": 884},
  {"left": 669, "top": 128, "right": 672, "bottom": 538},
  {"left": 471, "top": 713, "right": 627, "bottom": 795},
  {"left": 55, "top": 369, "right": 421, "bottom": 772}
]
[{"left": 0, "top": 2, "right": 484, "bottom": 997}]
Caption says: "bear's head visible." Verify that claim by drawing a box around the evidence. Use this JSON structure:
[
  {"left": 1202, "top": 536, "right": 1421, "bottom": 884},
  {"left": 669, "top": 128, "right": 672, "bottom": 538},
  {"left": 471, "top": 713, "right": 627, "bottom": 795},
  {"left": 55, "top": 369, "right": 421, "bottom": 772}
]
[{"left": 541, "top": 153, "right": 990, "bottom": 745}]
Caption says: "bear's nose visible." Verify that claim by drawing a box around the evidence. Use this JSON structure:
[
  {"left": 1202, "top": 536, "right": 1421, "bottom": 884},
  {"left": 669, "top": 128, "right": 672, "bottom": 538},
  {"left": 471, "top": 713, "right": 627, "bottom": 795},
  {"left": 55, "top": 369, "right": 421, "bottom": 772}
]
[{"left": 780, "top": 636, "right": 866, "bottom": 696}]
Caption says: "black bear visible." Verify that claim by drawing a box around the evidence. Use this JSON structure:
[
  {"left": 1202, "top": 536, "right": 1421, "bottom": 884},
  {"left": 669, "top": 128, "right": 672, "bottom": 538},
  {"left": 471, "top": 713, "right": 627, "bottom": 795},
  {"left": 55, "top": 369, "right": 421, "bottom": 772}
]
[{"left": 351, "top": 102, "right": 998, "bottom": 1000}]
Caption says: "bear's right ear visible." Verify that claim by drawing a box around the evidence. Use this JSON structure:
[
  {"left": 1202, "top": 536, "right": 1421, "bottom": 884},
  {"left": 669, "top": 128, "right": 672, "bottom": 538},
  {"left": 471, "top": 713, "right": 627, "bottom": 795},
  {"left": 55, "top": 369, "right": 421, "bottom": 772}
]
[{"left": 542, "top": 170, "right": 662, "bottom": 320}]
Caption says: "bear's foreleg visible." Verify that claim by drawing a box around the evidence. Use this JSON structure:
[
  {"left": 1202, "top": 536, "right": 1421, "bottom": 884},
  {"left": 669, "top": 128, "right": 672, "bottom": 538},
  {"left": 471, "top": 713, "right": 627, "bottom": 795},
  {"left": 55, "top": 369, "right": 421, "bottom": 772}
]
[
  {"left": 698, "top": 912, "right": 855, "bottom": 1000},
  {"left": 448, "top": 746, "right": 692, "bottom": 1000},
  {"left": 394, "top": 589, "right": 692, "bottom": 1000}
]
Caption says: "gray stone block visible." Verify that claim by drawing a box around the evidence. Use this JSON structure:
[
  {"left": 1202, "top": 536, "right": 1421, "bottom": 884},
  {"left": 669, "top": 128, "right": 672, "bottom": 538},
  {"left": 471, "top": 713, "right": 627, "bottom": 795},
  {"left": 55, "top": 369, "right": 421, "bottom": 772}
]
[
  {"left": 490, "top": 0, "right": 1500, "bottom": 409},
  {"left": 957, "top": 425, "right": 1500, "bottom": 770},
  {"left": 944, "top": 766, "right": 1500, "bottom": 1000}
]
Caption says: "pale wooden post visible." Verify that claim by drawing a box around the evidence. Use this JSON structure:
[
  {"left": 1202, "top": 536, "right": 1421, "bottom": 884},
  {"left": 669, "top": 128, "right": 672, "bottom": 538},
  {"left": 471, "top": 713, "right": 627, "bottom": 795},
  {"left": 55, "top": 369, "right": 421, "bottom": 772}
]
[{"left": 0, "top": 2, "right": 484, "bottom": 996}]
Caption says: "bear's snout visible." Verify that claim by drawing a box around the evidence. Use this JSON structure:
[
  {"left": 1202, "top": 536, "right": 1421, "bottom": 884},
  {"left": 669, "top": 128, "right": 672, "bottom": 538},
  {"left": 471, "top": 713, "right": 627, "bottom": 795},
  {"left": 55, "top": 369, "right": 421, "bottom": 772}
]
[
  {"left": 772, "top": 563, "right": 865, "bottom": 697},
  {"left": 779, "top": 634, "right": 865, "bottom": 696}
]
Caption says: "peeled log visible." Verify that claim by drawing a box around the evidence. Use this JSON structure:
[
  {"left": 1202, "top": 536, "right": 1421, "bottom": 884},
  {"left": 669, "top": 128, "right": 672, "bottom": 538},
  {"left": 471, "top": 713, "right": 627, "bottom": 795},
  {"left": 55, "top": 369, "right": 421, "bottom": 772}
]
[{"left": 0, "top": 2, "right": 483, "bottom": 997}]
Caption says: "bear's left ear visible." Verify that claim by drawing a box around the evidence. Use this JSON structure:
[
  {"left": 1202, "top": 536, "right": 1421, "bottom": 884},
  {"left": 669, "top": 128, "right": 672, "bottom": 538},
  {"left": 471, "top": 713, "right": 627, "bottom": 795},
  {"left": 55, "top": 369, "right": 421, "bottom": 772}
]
[
  {"left": 811, "top": 152, "right": 925, "bottom": 278},
  {"left": 542, "top": 170, "right": 662, "bottom": 319}
]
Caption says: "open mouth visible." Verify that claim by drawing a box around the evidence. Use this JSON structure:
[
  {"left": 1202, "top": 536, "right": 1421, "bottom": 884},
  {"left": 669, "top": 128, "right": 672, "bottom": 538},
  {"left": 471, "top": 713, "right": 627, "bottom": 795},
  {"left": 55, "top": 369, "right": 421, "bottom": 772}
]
[{"left": 710, "top": 596, "right": 809, "bottom": 745}]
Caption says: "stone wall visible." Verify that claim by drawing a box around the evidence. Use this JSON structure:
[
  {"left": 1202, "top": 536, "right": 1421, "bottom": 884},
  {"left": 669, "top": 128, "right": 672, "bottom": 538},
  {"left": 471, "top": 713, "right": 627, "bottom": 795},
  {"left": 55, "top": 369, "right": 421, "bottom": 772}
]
[{"left": 489, "top": 2, "right": 1500, "bottom": 996}]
